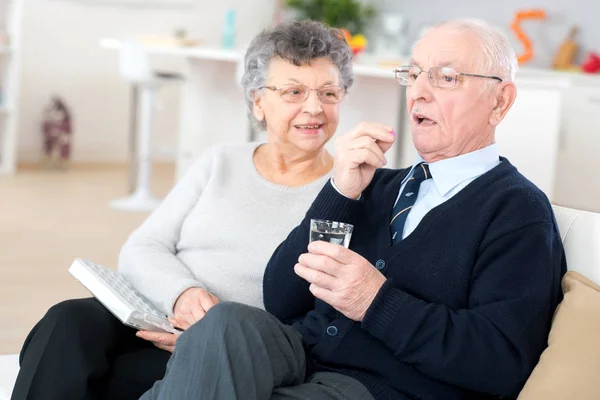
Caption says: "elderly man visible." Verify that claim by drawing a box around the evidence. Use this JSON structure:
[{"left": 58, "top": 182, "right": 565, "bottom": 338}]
[{"left": 141, "top": 19, "right": 565, "bottom": 400}]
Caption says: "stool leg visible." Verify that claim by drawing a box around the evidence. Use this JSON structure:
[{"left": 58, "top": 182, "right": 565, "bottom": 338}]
[
  {"left": 128, "top": 84, "right": 139, "bottom": 194},
  {"left": 109, "top": 85, "right": 162, "bottom": 212},
  {"left": 136, "top": 86, "right": 154, "bottom": 197}
]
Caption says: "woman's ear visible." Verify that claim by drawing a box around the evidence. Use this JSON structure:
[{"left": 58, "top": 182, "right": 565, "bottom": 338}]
[
  {"left": 252, "top": 91, "right": 265, "bottom": 121},
  {"left": 489, "top": 82, "right": 517, "bottom": 126}
]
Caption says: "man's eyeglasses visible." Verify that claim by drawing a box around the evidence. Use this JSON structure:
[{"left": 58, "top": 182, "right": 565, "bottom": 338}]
[
  {"left": 394, "top": 65, "right": 503, "bottom": 88},
  {"left": 259, "top": 84, "right": 346, "bottom": 104}
]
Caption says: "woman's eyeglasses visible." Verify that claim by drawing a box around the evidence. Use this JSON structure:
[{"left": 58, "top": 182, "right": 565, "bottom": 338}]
[{"left": 259, "top": 84, "right": 346, "bottom": 104}]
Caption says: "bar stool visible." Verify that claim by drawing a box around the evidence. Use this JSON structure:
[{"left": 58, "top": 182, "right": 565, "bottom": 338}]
[{"left": 110, "top": 40, "right": 183, "bottom": 212}]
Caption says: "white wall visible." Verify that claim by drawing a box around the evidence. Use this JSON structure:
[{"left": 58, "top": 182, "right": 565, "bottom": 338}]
[
  {"left": 377, "top": 0, "right": 599, "bottom": 68},
  {"left": 17, "top": 0, "right": 275, "bottom": 163}
]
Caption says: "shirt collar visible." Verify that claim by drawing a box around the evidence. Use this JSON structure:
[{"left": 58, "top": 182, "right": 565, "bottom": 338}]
[{"left": 403, "top": 144, "right": 500, "bottom": 196}]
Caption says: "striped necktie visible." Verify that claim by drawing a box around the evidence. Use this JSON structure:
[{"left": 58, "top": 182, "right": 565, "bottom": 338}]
[{"left": 390, "top": 163, "right": 431, "bottom": 244}]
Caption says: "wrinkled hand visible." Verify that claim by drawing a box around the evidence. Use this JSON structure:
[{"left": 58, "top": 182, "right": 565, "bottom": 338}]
[
  {"left": 173, "top": 287, "right": 220, "bottom": 330},
  {"left": 294, "top": 241, "right": 387, "bottom": 321},
  {"left": 136, "top": 288, "right": 219, "bottom": 353},
  {"left": 332, "top": 122, "right": 396, "bottom": 199},
  {"left": 136, "top": 317, "right": 182, "bottom": 353}
]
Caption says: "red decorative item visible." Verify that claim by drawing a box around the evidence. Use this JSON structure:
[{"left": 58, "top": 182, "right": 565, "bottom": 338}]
[
  {"left": 582, "top": 52, "right": 600, "bottom": 74},
  {"left": 42, "top": 96, "right": 72, "bottom": 167}
]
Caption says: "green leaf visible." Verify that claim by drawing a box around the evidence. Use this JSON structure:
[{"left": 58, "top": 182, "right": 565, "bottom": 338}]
[{"left": 284, "top": 0, "right": 377, "bottom": 34}]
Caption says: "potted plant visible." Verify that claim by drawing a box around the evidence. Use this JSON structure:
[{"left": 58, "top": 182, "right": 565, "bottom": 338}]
[
  {"left": 284, "top": 0, "right": 376, "bottom": 54},
  {"left": 284, "top": 0, "right": 376, "bottom": 34}
]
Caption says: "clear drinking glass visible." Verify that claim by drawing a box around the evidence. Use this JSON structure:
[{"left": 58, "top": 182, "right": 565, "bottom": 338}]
[{"left": 309, "top": 219, "right": 354, "bottom": 248}]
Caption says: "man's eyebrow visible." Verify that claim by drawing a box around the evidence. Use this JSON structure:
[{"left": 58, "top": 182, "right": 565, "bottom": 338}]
[
  {"left": 408, "top": 59, "right": 462, "bottom": 68},
  {"left": 436, "top": 60, "right": 460, "bottom": 68}
]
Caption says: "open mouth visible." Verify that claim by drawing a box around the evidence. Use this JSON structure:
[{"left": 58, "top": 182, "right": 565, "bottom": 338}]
[
  {"left": 295, "top": 124, "right": 324, "bottom": 130},
  {"left": 412, "top": 113, "right": 437, "bottom": 126}
]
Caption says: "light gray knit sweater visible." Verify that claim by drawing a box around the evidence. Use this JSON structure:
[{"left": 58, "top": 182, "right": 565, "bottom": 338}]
[{"left": 119, "top": 142, "right": 330, "bottom": 316}]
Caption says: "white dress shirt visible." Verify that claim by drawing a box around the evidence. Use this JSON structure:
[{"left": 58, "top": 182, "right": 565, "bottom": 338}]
[
  {"left": 396, "top": 144, "right": 500, "bottom": 239},
  {"left": 331, "top": 143, "right": 500, "bottom": 240}
]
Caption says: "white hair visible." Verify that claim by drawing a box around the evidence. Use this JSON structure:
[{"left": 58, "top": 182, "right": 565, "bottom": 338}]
[{"left": 415, "top": 18, "right": 518, "bottom": 82}]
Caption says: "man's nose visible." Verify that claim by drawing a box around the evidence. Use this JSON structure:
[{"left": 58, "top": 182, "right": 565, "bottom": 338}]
[{"left": 407, "top": 71, "right": 433, "bottom": 102}]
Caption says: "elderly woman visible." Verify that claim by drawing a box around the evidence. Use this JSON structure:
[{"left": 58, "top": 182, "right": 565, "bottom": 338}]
[{"left": 11, "top": 20, "right": 353, "bottom": 400}]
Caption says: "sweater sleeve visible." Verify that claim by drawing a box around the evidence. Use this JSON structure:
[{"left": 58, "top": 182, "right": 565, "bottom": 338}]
[
  {"left": 361, "top": 222, "right": 564, "bottom": 397},
  {"left": 264, "top": 180, "right": 363, "bottom": 324},
  {"left": 118, "top": 147, "right": 215, "bottom": 316}
]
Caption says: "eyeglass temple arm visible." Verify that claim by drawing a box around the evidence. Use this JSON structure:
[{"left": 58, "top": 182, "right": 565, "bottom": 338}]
[{"left": 459, "top": 73, "right": 503, "bottom": 82}]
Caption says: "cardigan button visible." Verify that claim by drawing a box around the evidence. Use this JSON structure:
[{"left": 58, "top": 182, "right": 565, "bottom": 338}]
[
  {"left": 326, "top": 325, "right": 339, "bottom": 336},
  {"left": 375, "top": 259, "right": 386, "bottom": 270}
]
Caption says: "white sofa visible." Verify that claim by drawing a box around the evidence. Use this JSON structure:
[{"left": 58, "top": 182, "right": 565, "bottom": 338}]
[
  {"left": 552, "top": 205, "right": 600, "bottom": 283},
  {"left": 0, "top": 354, "right": 18, "bottom": 400},
  {"left": 1, "top": 205, "right": 599, "bottom": 400}
]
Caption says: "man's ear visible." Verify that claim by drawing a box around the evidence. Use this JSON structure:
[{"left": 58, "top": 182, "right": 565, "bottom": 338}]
[
  {"left": 489, "top": 82, "right": 517, "bottom": 126},
  {"left": 252, "top": 91, "right": 265, "bottom": 122}
]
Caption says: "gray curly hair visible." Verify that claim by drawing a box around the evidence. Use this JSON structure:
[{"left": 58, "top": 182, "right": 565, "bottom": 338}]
[{"left": 241, "top": 20, "right": 354, "bottom": 131}]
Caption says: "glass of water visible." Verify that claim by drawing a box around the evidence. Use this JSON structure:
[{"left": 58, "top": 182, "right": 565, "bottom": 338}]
[{"left": 309, "top": 219, "right": 354, "bottom": 248}]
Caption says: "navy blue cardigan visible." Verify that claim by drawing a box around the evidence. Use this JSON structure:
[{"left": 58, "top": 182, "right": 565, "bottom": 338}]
[{"left": 263, "top": 159, "right": 566, "bottom": 400}]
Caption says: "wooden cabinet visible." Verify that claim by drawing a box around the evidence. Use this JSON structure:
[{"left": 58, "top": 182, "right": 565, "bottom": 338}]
[
  {"left": 495, "top": 78, "right": 567, "bottom": 198},
  {"left": 553, "top": 85, "right": 600, "bottom": 212}
]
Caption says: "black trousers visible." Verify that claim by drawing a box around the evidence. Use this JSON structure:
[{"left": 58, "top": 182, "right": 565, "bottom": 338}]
[{"left": 11, "top": 297, "right": 171, "bottom": 400}]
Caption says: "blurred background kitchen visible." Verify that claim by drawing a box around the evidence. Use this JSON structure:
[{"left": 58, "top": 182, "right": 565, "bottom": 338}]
[{"left": 0, "top": 0, "right": 598, "bottom": 366}]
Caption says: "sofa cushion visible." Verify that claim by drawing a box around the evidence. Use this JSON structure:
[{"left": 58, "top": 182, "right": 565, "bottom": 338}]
[{"left": 518, "top": 271, "right": 600, "bottom": 399}]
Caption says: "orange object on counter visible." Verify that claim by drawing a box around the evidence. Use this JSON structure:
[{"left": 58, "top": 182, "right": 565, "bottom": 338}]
[
  {"left": 553, "top": 27, "right": 579, "bottom": 69},
  {"left": 340, "top": 28, "right": 368, "bottom": 56},
  {"left": 510, "top": 9, "right": 547, "bottom": 64}
]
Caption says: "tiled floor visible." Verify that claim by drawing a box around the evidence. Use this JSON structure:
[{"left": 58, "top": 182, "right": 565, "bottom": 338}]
[{"left": 0, "top": 163, "right": 174, "bottom": 354}]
